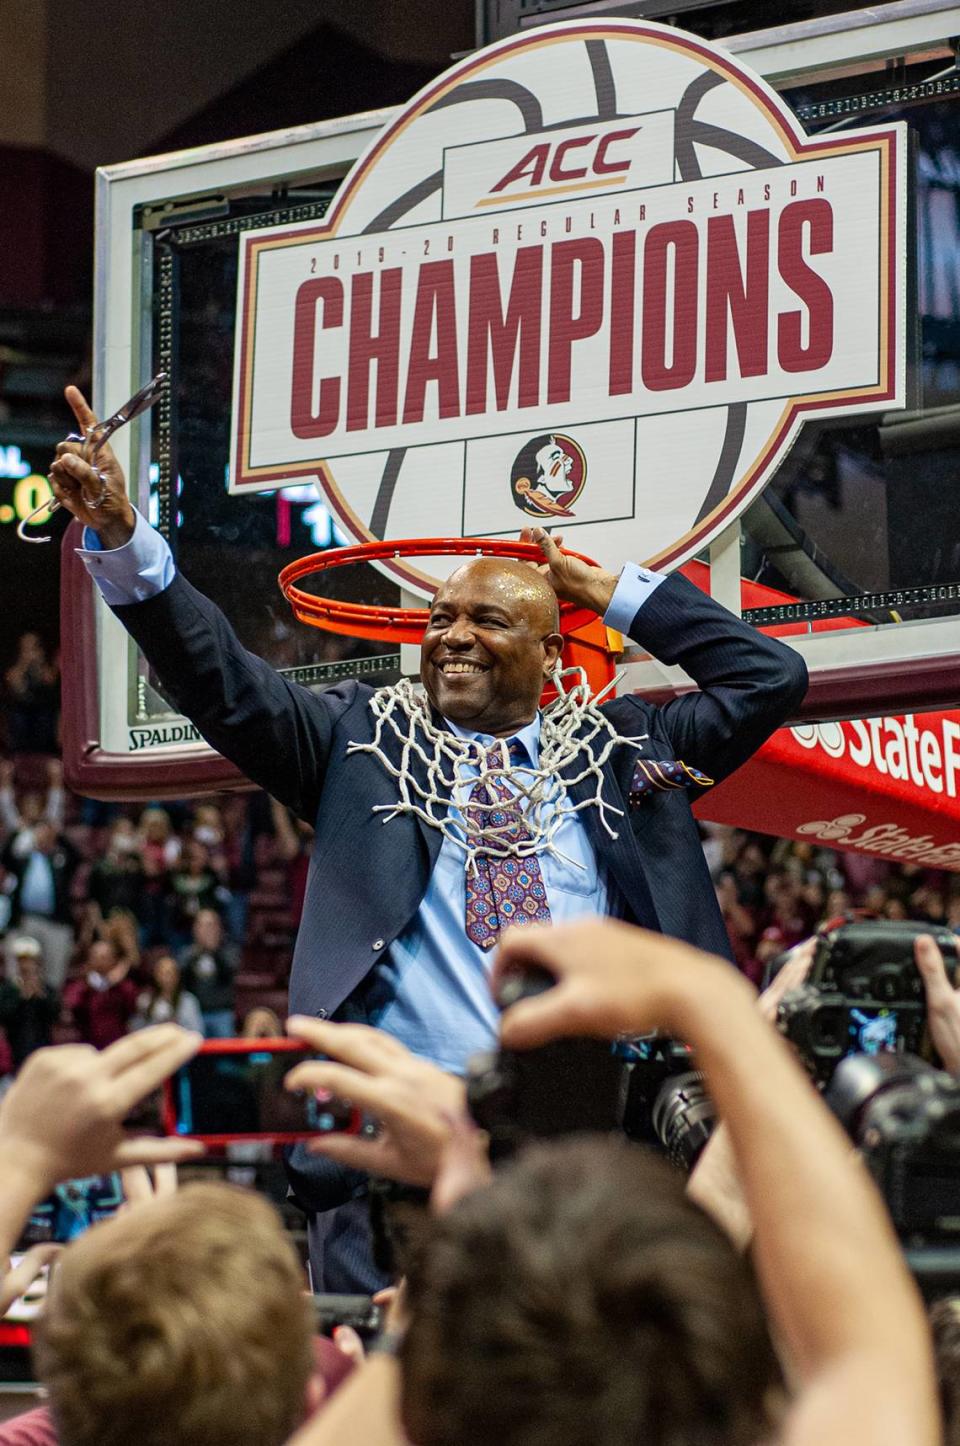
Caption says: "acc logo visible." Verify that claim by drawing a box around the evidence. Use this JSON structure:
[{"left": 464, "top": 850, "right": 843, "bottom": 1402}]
[
  {"left": 230, "top": 18, "right": 906, "bottom": 597},
  {"left": 510, "top": 433, "right": 586, "bottom": 519}
]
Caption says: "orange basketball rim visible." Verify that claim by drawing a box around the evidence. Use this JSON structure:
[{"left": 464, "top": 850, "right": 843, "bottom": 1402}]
[{"left": 278, "top": 537, "right": 618, "bottom": 701}]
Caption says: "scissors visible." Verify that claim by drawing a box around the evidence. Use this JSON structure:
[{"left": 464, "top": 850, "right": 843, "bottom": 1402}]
[{"left": 18, "top": 371, "right": 168, "bottom": 544}]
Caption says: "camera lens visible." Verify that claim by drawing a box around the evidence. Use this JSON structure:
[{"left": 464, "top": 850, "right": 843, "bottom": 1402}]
[{"left": 651, "top": 1071, "right": 716, "bottom": 1171}]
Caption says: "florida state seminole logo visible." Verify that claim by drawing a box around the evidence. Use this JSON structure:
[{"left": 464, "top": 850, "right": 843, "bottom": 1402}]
[
  {"left": 229, "top": 18, "right": 906, "bottom": 597},
  {"left": 511, "top": 434, "right": 586, "bottom": 519}
]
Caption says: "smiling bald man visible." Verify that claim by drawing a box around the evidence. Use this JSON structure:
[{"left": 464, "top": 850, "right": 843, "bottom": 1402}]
[
  {"left": 420, "top": 558, "right": 564, "bottom": 738},
  {"left": 50, "top": 387, "right": 807, "bottom": 1290}
]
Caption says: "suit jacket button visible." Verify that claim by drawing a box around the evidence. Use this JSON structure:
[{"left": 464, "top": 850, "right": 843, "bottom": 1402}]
[
  {"left": 316, "top": 1009, "right": 328, "bottom": 1019},
  {"left": 372, "top": 938, "right": 385, "bottom": 951}
]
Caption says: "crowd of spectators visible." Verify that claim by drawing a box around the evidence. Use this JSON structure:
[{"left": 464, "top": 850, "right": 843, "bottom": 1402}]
[
  {"left": 0, "top": 751, "right": 307, "bottom": 1086},
  {"left": 1, "top": 745, "right": 960, "bottom": 1084},
  {"left": 2, "top": 634, "right": 60, "bottom": 759},
  {"left": 703, "top": 820, "right": 960, "bottom": 984}
]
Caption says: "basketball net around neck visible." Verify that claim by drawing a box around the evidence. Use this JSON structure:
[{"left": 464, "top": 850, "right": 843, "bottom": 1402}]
[{"left": 346, "top": 668, "right": 648, "bottom": 874}]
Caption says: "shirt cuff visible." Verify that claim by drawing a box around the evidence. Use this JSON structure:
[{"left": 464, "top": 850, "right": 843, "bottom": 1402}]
[
  {"left": 77, "top": 508, "right": 176, "bottom": 606},
  {"left": 603, "top": 562, "right": 668, "bottom": 634}
]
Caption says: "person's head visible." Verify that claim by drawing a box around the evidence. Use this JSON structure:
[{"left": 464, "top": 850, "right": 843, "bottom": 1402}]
[
  {"left": 17, "top": 631, "right": 45, "bottom": 663},
  {"left": 183, "top": 839, "right": 211, "bottom": 874},
  {"left": 801, "top": 877, "right": 825, "bottom": 913},
  {"left": 85, "top": 939, "right": 118, "bottom": 978},
  {"left": 139, "top": 807, "right": 172, "bottom": 845},
  {"left": 108, "top": 818, "right": 139, "bottom": 857},
  {"left": 101, "top": 910, "right": 139, "bottom": 960},
  {"left": 20, "top": 791, "right": 44, "bottom": 826},
  {"left": 826, "top": 887, "right": 851, "bottom": 919},
  {"left": 193, "top": 908, "right": 223, "bottom": 952},
  {"left": 419, "top": 558, "right": 562, "bottom": 736},
  {"left": 737, "top": 842, "right": 765, "bottom": 876},
  {"left": 862, "top": 883, "right": 888, "bottom": 914},
  {"left": 152, "top": 954, "right": 181, "bottom": 1001},
  {"left": 714, "top": 872, "right": 739, "bottom": 910},
  {"left": 242, "top": 1006, "right": 283, "bottom": 1038},
  {"left": 34, "top": 1182, "right": 315, "bottom": 1446},
  {"left": 926, "top": 892, "right": 947, "bottom": 923},
  {"left": 193, "top": 804, "right": 224, "bottom": 848},
  {"left": 10, "top": 936, "right": 43, "bottom": 987},
  {"left": 401, "top": 1137, "right": 783, "bottom": 1446}
]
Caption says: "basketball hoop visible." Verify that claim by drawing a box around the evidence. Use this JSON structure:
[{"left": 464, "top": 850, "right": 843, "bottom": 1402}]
[{"left": 278, "top": 537, "right": 617, "bottom": 699}]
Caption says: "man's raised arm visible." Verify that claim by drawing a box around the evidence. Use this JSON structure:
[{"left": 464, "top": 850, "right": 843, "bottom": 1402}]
[
  {"left": 49, "top": 388, "right": 341, "bottom": 821},
  {"left": 493, "top": 919, "right": 940, "bottom": 1446},
  {"left": 528, "top": 524, "right": 808, "bottom": 784}
]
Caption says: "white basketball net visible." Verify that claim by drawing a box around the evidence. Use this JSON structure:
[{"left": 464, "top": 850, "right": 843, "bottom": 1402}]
[{"left": 347, "top": 668, "right": 648, "bottom": 874}]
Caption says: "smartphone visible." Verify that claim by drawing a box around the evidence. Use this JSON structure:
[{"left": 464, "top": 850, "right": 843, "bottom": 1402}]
[
  {"left": 312, "top": 1294, "right": 385, "bottom": 1341},
  {"left": 163, "top": 1038, "right": 362, "bottom": 1145},
  {"left": 17, "top": 1173, "right": 124, "bottom": 1248}
]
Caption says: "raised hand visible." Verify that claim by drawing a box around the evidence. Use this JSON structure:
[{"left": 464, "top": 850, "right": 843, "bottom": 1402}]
[
  {"left": 0, "top": 1241, "right": 61, "bottom": 1316},
  {"left": 915, "top": 934, "right": 960, "bottom": 1074},
  {"left": 520, "top": 525, "right": 620, "bottom": 615},
  {"left": 0, "top": 1024, "right": 204, "bottom": 1194},
  {"left": 757, "top": 935, "right": 817, "bottom": 1024},
  {"left": 48, "top": 387, "right": 136, "bottom": 547},
  {"left": 491, "top": 917, "right": 748, "bottom": 1049},
  {"left": 284, "top": 1016, "right": 466, "bottom": 1188}
]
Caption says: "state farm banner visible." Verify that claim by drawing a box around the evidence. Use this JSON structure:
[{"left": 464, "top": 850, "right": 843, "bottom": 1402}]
[
  {"left": 698, "top": 714, "right": 960, "bottom": 872},
  {"left": 230, "top": 19, "right": 906, "bottom": 594}
]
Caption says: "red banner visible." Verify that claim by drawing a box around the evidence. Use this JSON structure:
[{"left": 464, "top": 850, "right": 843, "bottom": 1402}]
[
  {"left": 696, "top": 713, "right": 960, "bottom": 871},
  {"left": 679, "top": 563, "right": 960, "bottom": 869}
]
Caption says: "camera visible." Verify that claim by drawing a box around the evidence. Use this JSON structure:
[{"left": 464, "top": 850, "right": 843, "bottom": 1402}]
[
  {"left": 828, "top": 1051, "right": 960, "bottom": 1251},
  {"left": 650, "top": 1071, "right": 716, "bottom": 1171},
  {"left": 466, "top": 966, "right": 627, "bottom": 1160},
  {"left": 767, "top": 920, "right": 959, "bottom": 1088},
  {"left": 620, "top": 1036, "right": 716, "bottom": 1170}
]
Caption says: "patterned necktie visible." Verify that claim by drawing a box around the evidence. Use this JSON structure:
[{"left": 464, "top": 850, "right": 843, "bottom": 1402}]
[{"left": 464, "top": 743, "right": 552, "bottom": 951}]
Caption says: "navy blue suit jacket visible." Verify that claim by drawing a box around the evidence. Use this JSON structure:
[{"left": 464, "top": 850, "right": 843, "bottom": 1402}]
[{"left": 113, "top": 570, "right": 807, "bottom": 1018}]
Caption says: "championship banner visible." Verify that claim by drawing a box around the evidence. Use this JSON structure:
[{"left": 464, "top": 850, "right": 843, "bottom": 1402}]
[{"left": 229, "top": 18, "right": 906, "bottom": 594}]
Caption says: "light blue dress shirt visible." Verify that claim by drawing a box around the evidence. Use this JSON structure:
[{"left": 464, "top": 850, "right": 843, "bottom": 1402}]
[
  {"left": 78, "top": 511, "right": 665, "bottom": 1072},
  {"left": 20, "top": 852, "right": 56, "bottom": 917},
  {"left": 365, "top": 715, "right": 619, "bottom": 1071}
]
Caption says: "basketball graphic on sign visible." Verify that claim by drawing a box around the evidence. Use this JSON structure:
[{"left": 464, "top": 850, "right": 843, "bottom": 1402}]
[
  {"left": 511, "top": 433, "right": 587, "bottom": 519},
  {"left": 230, "top": 19, "right": 905, "bottom": 597}
]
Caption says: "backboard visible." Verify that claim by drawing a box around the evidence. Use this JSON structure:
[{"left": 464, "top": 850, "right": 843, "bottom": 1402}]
[{"left": 62, "top": 7, "right": 960, "bottom": 798}]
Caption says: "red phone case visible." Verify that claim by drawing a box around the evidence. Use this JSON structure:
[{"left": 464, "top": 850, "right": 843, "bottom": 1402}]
[{"left": 162, "top": 1036, "right": 362, "bottom": 1146}]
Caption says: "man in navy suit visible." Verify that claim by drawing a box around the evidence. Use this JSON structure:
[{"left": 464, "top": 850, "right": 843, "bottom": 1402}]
[{"left": 51, "top": 387, "right": 808, "bottom": 1287}]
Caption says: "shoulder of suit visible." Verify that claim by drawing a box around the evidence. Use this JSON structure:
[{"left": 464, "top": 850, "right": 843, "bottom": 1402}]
[
  {"left": 600, "top": 693, "right": 655, "bottom": 730},
  {"left": 312, "top": 676, "right": 376, "bottom": 711}
]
